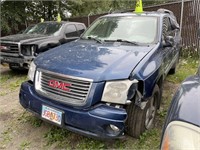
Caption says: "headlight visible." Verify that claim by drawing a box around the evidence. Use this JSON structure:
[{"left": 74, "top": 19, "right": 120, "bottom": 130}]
[
  {"left": 161, "top": 121, "right": 200, "bottom": 150},
  {"left": 101, "top": 79, "right": 138, "bottom": 104},
  {"left": 28, "top": 61, "right": 36, "bottom": 81},
  {"left": 21, "top": 45, "right": 36, "bottom": 56}
]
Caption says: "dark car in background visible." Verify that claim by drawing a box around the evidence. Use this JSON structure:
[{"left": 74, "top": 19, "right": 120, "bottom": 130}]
[
  {"left": 0, "top": 21, "right": 86, "bottom": 70},
  {"left": 18, "top": 24, "right": 35, "bottom": 34},
  {"left": 160, "top": 29, "right": 200, "bottom": 149}
]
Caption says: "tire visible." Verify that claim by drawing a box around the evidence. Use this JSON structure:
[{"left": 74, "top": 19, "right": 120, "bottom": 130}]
[
  {"left": 126, "top": 85, "right": 160, "bottom": 138},
  {"left": 9, "top": 64, "right": 27, "bottom": 72}
]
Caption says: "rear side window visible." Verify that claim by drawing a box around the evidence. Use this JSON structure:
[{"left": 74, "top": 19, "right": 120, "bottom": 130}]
[
  {"left": 76, "top": 24, "right": 85, "bottom": 35},
  {"left": 65, "top": 24, "right": 79, "bottom": 37},
  {"left": 162, "top": 17, "right": 170, "bottom": 37},
  {"left": 162, "top": 17, "right": 176, "bottom": 37}
]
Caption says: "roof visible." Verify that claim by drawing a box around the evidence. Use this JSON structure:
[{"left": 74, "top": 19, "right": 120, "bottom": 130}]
[
  {"left": 102, "top": 8, "right": 177, "bottom": 18},
  {"left": 102, "top": 12, "right": 167, "bottom": 18},
  {"left": 39, "top": 21, "right": 84, "bottom": 25}
]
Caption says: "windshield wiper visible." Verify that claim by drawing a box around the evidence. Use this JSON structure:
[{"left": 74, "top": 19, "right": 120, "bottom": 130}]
[
  {"left": 104, "top": 39, "right": 139, "bottom": 46},
  {"left": 86, "top": 36, "right": 103, "bottom": 44}
]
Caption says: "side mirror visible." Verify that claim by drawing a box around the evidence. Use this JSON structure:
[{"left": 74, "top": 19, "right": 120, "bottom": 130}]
[
  {"left": 163, "top": 36, "right": 174, "bottom": 47},
  {"left": 198, "top": 28, "right": 200, "bottom": 39}
]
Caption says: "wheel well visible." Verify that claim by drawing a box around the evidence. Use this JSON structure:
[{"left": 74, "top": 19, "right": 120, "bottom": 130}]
[{"left": 138, "top": 80, "right": 144, "bottom": 95}]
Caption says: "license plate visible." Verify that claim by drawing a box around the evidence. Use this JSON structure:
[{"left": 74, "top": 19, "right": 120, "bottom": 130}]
[{"left": 42, "top": 105, "right": 62, "bottom": 125}]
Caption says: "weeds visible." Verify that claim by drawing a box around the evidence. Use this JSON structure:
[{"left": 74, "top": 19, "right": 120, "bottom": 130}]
[
  {"left": 18, "top": 111, "right": 43, "bottom": 127},
  {"left": 44, "top": 127, "right": 70, "bottom": 146},
  {"left": 0, "top": 127, "right": 12, "bottom": 146},
  {"left": 0, "top": 69, "right": 27, "bottom": 96},
  {"left": 19, "top": 141, "right": 31, "bottom": 150},
  {"left": 167, "top": 58, "right": 199, "bottom": 83}
]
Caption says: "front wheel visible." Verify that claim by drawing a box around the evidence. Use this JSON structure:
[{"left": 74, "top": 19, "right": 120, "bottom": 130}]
[
  {"left": 126, "top": 85, "right": 160, "bottom": 138},
  {"left": 9, "top": 63, "right": 27, "bottom": 72}
]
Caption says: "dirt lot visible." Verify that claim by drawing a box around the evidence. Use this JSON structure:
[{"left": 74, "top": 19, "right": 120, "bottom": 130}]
[{"left": 0, "top": 60, "right": 197, "bottom": 149}]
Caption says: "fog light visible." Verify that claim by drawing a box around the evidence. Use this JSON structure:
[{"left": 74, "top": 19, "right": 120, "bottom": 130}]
[{"left": 110, "top": 124, "right": 120, "bottom": 132}]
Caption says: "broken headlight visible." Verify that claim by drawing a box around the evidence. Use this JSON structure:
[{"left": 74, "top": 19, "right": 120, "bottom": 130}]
[
  {"left": 21, "top": 45, "right": 36, "bottom": 56},
  {"left": 101, "top": 79, "right": 138, "bottom": 104},
  {"left": 28, "top": 61, "right": 36, "bottom": 81}
]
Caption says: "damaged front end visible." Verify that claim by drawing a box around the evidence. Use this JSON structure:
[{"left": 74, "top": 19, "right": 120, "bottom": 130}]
[
  {"left": 0, "top": 42, "right": 36, "bottom": 69},
  {"left": 101, "top": 79, "right": 146, "bottom": 109}
]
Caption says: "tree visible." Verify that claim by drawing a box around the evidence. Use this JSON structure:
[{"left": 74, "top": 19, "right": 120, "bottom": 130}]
[
  {"left": 1, "top": 1, "right": 29, "bottom": 35},
  {"left": 1, "top": 0, "right": 67, "bottom": 36},
  {"left": 1, "top": 0, "right": 172, "bottom": 36}
]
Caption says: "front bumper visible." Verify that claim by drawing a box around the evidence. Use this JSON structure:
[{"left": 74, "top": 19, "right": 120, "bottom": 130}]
[
  {"left": 0, "top": 54, "right": 34, "bottom": 66},
  {"left": 19, "top": 81, "right": 127, "bottom": 139}
]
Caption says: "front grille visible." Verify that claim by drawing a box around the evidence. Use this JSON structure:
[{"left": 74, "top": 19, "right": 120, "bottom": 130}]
[
  {"left": 35, "top": 69, "right": 93, "bottom": 106},
  {"left": 1, "top": 42, "right": 19, "bottom": 55}
]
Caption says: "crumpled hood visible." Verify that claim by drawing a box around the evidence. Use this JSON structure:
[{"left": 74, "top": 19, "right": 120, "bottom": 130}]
[
  {"left": 0, "top": 34, "right": 52, "bottom": 44},
  {"left": 35, "top": 40, "right": 155, "bottom": 82}
]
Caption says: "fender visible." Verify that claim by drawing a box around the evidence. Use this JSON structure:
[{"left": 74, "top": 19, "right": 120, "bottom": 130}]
[{"left": 36, "top": 40, "right": 60, "bottom": 54}]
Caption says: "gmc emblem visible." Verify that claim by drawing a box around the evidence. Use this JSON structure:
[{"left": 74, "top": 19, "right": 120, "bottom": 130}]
[{"left": 49, "top": 80, "right": 71, "bottom": 91}]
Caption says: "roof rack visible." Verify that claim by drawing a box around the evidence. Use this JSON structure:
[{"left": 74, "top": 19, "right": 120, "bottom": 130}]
[{"left": 157, "top": 8, "right": 175, "bottom": 16}]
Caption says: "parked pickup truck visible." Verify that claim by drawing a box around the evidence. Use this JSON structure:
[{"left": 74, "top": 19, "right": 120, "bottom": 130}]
[
  {"left": 19, "top": 9, "right": 181, "bottom": 139},
  {"left": 0, "top": 21, "right": 86, "bottom": 70}
]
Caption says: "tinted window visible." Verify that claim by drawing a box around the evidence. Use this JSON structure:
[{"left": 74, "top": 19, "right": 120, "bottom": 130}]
[
  {"left": 76, "top": 24, "right": 85, "bottom": 35},
  {"left": 162, "top": 18, "right": 168, "bottom": 37},
  {"left": 163, "top": 17, "right": 175, "bottom": 37},
  {"left": 65, "top": 24, "right": 78, "bottom": 37},
  {"left": 26, "top": 22, "right": 62, "bottom": 35}
]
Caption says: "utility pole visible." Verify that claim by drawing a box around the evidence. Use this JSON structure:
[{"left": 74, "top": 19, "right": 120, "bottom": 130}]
[{"left": 180, "top": 0, "right": 184, "bottom": 36}]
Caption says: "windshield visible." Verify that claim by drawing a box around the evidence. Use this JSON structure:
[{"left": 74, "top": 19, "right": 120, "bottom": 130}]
[
  {"left": 82, "top": 16, "right": 158, "bottom": 44},
  {"left": 25, "top": 22, "right": 62, "bottom": 35},
  {"left": 23, "top": 25, "right": 35, "bottom": 34}
]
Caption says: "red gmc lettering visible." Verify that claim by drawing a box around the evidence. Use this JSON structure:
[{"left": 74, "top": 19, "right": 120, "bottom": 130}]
[{"left": 49, "top": 80, "right": 71, "bottom": 91}]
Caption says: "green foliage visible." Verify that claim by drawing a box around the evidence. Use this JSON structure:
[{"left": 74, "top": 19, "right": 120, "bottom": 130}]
[
  {"left": 44, "top": 127, "right": 70, "bottom": 146},
  {"left": 1, "top": 0, "right": 68, "bottom": 36},
  {"left": 19, "top": 141, "right": 31, "bottom": 150},
  {"left": 181, "top": 47, "right": 199, "bottom": 59},
  {"left": 0, "top": 128, "right": 12, "bottom": 146},
  {"left": 1, "top": 0, "right": 172, "bottom": 36},
  {"left": 18, "top": 111, "right": 43, "bottom": 127},
  {"left": 0, "top": 69, "right": 27, "bottom": 95},
  {"left": 167, "top": 58, "right": 199, "bottom": 83}
]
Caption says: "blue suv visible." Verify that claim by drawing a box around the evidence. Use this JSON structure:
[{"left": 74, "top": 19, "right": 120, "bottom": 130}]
[{"left": 19, "top": 9, "right": 181, "bottom": 139}]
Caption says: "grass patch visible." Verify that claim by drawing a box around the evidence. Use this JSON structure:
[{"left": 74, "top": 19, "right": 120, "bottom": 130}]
[
  {"left": 0, "top": 128, "right": 12, "bottom": 146},
  {"left": 0, "top": 91, "right": 7, "bottom": 96},
  {"left": 0, "top": 70, "right": 27, "bottom": 84},
  {"left": 19, "top": 141, "right": 31, "bottom": 150},
  {"left": 18, "top": 111, "right": 43, "bottom": 127},
  {"left": 75, "top": 137, "right": 107, "bottom": 150},
  {"left": 0, "top": 69, "right": 28, "bottom": 94},
  {"left": 167, "top": 58, "right": 199, "bottom": 83},
  {"left": 42, "top": 126, "right": 161, "bottom": 150},
  {"left": 9, "top": 75, "right": 27, "bottom": 91},
  {"left": 44, "top": 127, "right": 71, "bottom": 146}
]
